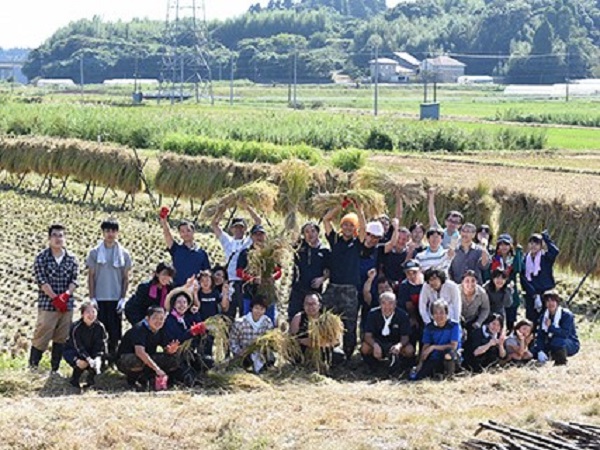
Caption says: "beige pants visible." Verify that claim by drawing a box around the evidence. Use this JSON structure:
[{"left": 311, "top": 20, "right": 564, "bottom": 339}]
[{"left": 31, "top": 309, "right": 73, "bottom": 351}]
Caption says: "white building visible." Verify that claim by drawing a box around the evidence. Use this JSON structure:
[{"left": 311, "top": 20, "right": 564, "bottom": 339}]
[{"left": 420, "top": 56, "right": 466, "bottom": 83}]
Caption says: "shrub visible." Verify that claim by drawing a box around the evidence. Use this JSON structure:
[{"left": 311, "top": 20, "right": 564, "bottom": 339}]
[
  {"left": 330, "top": 149, "right": 366, "bottom": 172},
  {"left": 365, "top": 129, "right": 394, "bottom": 151}
]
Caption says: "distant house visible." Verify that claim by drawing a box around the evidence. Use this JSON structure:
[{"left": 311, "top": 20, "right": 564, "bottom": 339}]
[
  {"left": 35, "top": 79, "right": 76, "bottom": 88},
  {"left": 420, "top": 56, "right": 466, "bottom": 83},
  {"left": 369, "top": 58, "right": 400, "bottom": 82},
  {"left": 393, "top": 52, "right": 421, "bottom": 71}
]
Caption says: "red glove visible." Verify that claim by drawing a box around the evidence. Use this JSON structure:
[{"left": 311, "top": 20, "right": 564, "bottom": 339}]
[
  {"left": 341, "top": 196, "right": 351, "bottom": 209},
  {"left": 159, "top": 206, "right": 170, "bottom": 220},
  {"left": 52, "top": 292, "right": 70, "bottom": 313},
  {"left": 190, "top": 322, "right": 207, "bottom": 337}
]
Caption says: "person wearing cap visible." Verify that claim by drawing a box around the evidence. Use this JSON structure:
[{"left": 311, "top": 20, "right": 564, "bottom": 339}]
[
  {"left": 488, "top": 233, "right": 523, "bottom": 331},
  {"left": 419, "top": 267, "right": 461, "bottom": 326},
  {"left": 288, "top": 222, "right": 330, "bottom": 322},
  {"left": 159, "top": 214, "right": 210, "bottom": 287},
  {"left": 535, "top": 290, "right": 579, "bottom": 365},
  {"left": 448, "top": 222, "right": 490, "bottom": 285},
  {"left": 211, "top": 199, "right": 262, "bottom": 319},
  {"left": 30, "top": 223, "right": 79, "bottom": 373},
  {"left": 415, "top": 227, "right": 455, "bottom": 273},
  {"left": 397, "top": 260, "right": 424, "bottom": 347},
  {"left": 361, "top": 291, "right": 414, "bottom": 376},
  {"left": 359, "top": 219, "right": 400, "bottom": 327},
  {"left": 520, "top": 230, "right": 559, "bottom": 324},
  {"left": 322, "top": 202, "right": 367, "bottom": 359},
  {"left": 427, "top": 187, "right": 463, "bottom": 250},
  {"left": 236, "top": 224, "right": 282, "bottom": 324},
  {"left": 86, "top": 218, "right": 132, "bottom": 360}
]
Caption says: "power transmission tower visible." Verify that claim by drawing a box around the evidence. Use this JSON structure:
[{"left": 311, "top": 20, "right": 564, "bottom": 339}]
[{"left": 161, "top": 0, "right": 214, "bottom": 104}]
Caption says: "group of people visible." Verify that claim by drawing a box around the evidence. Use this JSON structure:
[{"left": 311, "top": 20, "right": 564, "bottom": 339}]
[{"left": 28, "top": 188, "right": 580, "bottom": 389}]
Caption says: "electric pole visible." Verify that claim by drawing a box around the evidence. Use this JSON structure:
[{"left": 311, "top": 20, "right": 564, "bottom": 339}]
[
  {"left": 293, "top": 45, "right": 298, "bottom": 109},
  {"left": 374, "top": 43, "right": 379, "bottom": 116}
]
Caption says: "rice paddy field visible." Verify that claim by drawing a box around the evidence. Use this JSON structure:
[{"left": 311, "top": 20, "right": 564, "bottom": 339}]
[{"left": 0, "top": 82, "right": 599, "bottom": 449}]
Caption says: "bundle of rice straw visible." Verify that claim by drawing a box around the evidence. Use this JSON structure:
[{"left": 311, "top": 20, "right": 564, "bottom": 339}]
[
  {"left": 202, "top": 180, "right": 278, "bottom": 219},
  {"left": 242, "top": 328, "right": 302, "bottom": 368},
  {"left": 310, "top": 188, "right": 386, "bottom": 219},
  {"left": 304, "top": 310, "right": 344, "bottom": 373},
  {"left": 352, "top": 167, "right": 423, "bottom": 208},
  {"left": 246, "top": 237, "right": 292, "bottom": 306},
  {"left": 275, "top": 159, "right": 315, "bottom": 232},
  {"left": 204, "top": 315, "right": 232, "bottom": 363}
]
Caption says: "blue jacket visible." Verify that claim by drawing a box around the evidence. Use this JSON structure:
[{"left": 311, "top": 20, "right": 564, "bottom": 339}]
[
  {"left": 536, "top": 308, "right": 580, "bottom": 355},
  {"left": 163, "top": 313, "right": 194, "bottom": 343},
  {"left": 520, "top": 233, "right": 559, "bottom": 298}
]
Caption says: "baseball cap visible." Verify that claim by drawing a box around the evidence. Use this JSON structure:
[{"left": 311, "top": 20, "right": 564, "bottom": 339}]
[
  {"left": 366, "top": 221, "right": 385, "bottom": 238},
  {"left": 230, "top": 218, "right": 247, "bottom": 228},
  {"left": 497, "top": 233, "right": 513, "bottom": 245},
  {"left": 250, "top": 224, "right": 266, "bottom": 235},
  {"left": 403, "top": 260, "right": 421, "bottom": 272}
]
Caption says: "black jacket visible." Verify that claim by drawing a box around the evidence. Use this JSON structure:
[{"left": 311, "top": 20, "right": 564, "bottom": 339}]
[
  {"left": 64, "top": 319, "right": 107, "bottom": 364},
  {"left": 125, "top": 280, "right": 172, "bottom": 325}
]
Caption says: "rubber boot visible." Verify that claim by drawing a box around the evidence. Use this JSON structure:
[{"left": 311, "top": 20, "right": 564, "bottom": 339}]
[
  {"left": 69, "top": 368, "right": 83, "bottom": 388},
  {"left": 50, "top": 343, "right": 64, "bottom": 372},
  {"left": 552, "top": 347, "right": 568, "bottom": 366},
  {"left": 443, "top": 358, "right": 456, "bottom": 378},
  {"left": 28, "top": 346, "right": 44, "bottom": 369}
]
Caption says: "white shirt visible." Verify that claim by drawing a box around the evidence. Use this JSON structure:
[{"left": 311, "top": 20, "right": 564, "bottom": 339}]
[
  {"left": 219, "top": 232, "right": 253, "bottom": 281},
  {"left": 419, "top": 280, "right": 462, "bottom": 325}
]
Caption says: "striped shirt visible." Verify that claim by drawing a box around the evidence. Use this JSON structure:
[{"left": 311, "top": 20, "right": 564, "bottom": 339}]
[{"left": 415, "top": 247, "right": 452, "bottom": 272}]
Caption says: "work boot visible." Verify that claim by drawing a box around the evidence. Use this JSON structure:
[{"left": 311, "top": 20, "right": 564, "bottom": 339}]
[
  {"left": 552, "top": 348, "right": 568, "bottom": 366},
  {"left": 50, "top": 343, "right": 64, "bottom": 372},
  {"left": 69, "top": 368, "right": 83, "bottom": 388},
  {"left": 443, "top": 358, "right": 456, "bottom": 378},
  {"left": 28, "top": 346, "right": 44, "bottom": 370}
]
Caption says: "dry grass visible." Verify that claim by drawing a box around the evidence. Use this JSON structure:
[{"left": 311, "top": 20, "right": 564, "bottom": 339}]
[{"left": 0, "top": 336, "right": 599, "bottom": 449}]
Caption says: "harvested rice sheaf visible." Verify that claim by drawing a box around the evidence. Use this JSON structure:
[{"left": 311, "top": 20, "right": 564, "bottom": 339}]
[
  {"left": 242, "top": 328, "right": 302, "bottom": 367},
  {"left": 310, "top": 188, "right": 386, "bottom": 220},
  {"left": 352, "top": 167, "right": 424, "bottom": 208}
]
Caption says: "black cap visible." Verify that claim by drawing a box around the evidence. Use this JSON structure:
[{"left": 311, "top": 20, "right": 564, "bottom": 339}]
[
  {"left": 250, "top": 224, "right": 266, "bottom": 235},
  {"left": 230, "top": 218, "right": 247, "bottom": 228}
]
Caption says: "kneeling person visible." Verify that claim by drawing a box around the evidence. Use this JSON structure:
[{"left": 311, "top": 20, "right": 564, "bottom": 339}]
[
  {"left": 116, "top": 306, "right": 180, "bottom": 389},
  {"left": 361, "top": 291, "right": 414, "bottom": 375},
  {"left": 63, "top": 301, "right": 107, "bottom": 388}
]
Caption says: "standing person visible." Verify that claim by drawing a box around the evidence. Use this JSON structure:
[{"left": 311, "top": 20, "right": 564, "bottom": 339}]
[
  {"left": 211, "top": 200, "right": 262, "bottom": 319},
  {"left": 535, "top": 290, "right": 579, "bottom": 366},
  {"left": 124, "top": 262, "right": 175, "bottom": 326},
  {"left": 460, "top": 270, "right": 490, "bottom": 333},
  {"left": 63, "top": 301, "right": 107, "bottom": 388},
  {"left": 521, "top": 230, "right": 559, "bottom": 324},
  {"left": 427, "top": 188, "right": 463, "bottom": 249},
  {"left": 381, "top": 226, "right": 417, "bottom": 287},
  {"left": 409, "top": 222, "right": 427, "bottom": 255},
  {"left": 419, "top": 268, "right": 461, "bottom": 326},
  {"left": 414, "top": 300, "right": 461, "bottom": 380},
  {"left": 483, "top": 269, "right": 513, "bottom": 320},
  {"left": 415, "top": 227, "right": 454, "bottom": 273},
  {"left": 160, "top": 214, "right": 210, "bottom": 287},
  {"left": 236, "top": 225, "right": 282, "bottom": 324},
  {"left": 116, "top": 306, "right": 181, "bottom": 390},
  {"left": 288, "top": 222, "right": 330, "bottom": 322},
  {"left": 86, "top": 219, "right": 132, "bottom": 359},
  {"left": 489, "top": 234, "right": 523, "bottom": 330},
  {"left": 448, "top": 222, "right": 490, "bottom": 285},
  {"left": 30, "top": 224, "right": 79, "bottom": 372},
  {"left": 397, "top": 260, "right": 424, "bottom": 348},
  {"left": 321, "top": 203, "right": 367, "bottom": 359},
  {"left": 475, "top": 224, "right": 495, "bottom": 255}
]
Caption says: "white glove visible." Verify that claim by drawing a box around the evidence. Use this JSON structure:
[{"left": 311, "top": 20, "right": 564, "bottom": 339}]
[
  {"left": 534, "top": 295, "right": 543, "bottom": 312},
  {"left": 116, "top": 298, "right": 127, "bottom": 314},
  {"left": 94, "top": 356, "right": 102, "bottom": 374},
  {"left": 537, "top": 351, "right": 549, "bottom": 363}
]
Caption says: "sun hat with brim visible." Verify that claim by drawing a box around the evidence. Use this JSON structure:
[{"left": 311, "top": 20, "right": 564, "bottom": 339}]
[
  {"left": 164, "top": 287, "right": 193, "bottom": 312},
  {"left": 542, "top": 289, "right": 561, "bottom": 303}
]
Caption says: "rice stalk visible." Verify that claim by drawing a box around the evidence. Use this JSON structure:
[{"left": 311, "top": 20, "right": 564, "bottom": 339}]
[
  {"left": 242, "top": 328, "right": 302, "bottom": 368},
  {"left": 352, "top": 167, "right": 424, "bottom": 208},
  {"left": 309, "top": 189, "right": 386, "bottom": 219},
  {"left": 204, "top": 315, "right": 232, "bottom": 363}
]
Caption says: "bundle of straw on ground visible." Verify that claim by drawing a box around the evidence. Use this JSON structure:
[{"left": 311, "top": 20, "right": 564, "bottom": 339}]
[
  {"left": 204, "top": 315, "right": 232, "bottom": 363},
  {"left": 352, "top": 167, "right": 424, "bottom": 209},
  {"left": 304, "top": 310, "right": 344, "bottom": 373},
  {"left": 201, "top": 180, "right": 279, "bottom": 220},
  {"left": 494, "top": 188, "right": 600, "bottom": 276},
  {"left": 309, "top": 189, "right": 386, "bottom": 220},
  {"left": 242, "top": 328, "right": 302, "bottom": 369},
  {"left": 245, "top": 237, "right": 293, "bottom": 306},
  {"left": 0, "top": 136, "right": 142, "bottom": 194}
]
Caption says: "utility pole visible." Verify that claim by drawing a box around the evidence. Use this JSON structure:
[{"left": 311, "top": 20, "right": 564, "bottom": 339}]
[
  {"left": 230, "top": 54, "right": 234, "bottom": 106},
  {"left": 374, "top": 43, "right": 379, "bottom": 116},
  {"left": 293, "top": 45, "right": 298, "bottom": 109},
  {"left": 565, "top": 47, "right": 570, "bottom": 102},
  {"left": 79, "top": 53, "right": 84, "bottom": 98}
]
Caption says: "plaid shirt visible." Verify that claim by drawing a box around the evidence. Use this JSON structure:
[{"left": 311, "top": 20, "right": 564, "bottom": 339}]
[
  {"left": 229, "top": 315, "right": 274, "bottom": 356},
  {"left": 34, "top": 248, "right": 79, "bottom": 311}
]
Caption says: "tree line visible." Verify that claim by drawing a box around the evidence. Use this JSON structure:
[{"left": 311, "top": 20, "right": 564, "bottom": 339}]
[{"left": 21, "top": 0, "right": 600, "bottom": 85}]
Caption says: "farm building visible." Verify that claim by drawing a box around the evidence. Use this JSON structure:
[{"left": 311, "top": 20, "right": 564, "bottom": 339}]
[
  {"left": 369, "top": 58, "right": 401, "bottom": 82},
  {"left": 35, "top": 78, "right": 76, "bottom": 88},
  {"left": 420, "top": 56, "right": 466, "bottom": 83},
  {"left": 458, "top": 75, "right": 494, "bottom": 85},
  {"left": 393, "top": 52, "right": 421, "bottom": 71},
  {"left": 103, "top": 79, "right": 159, "bottom": 86}
]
